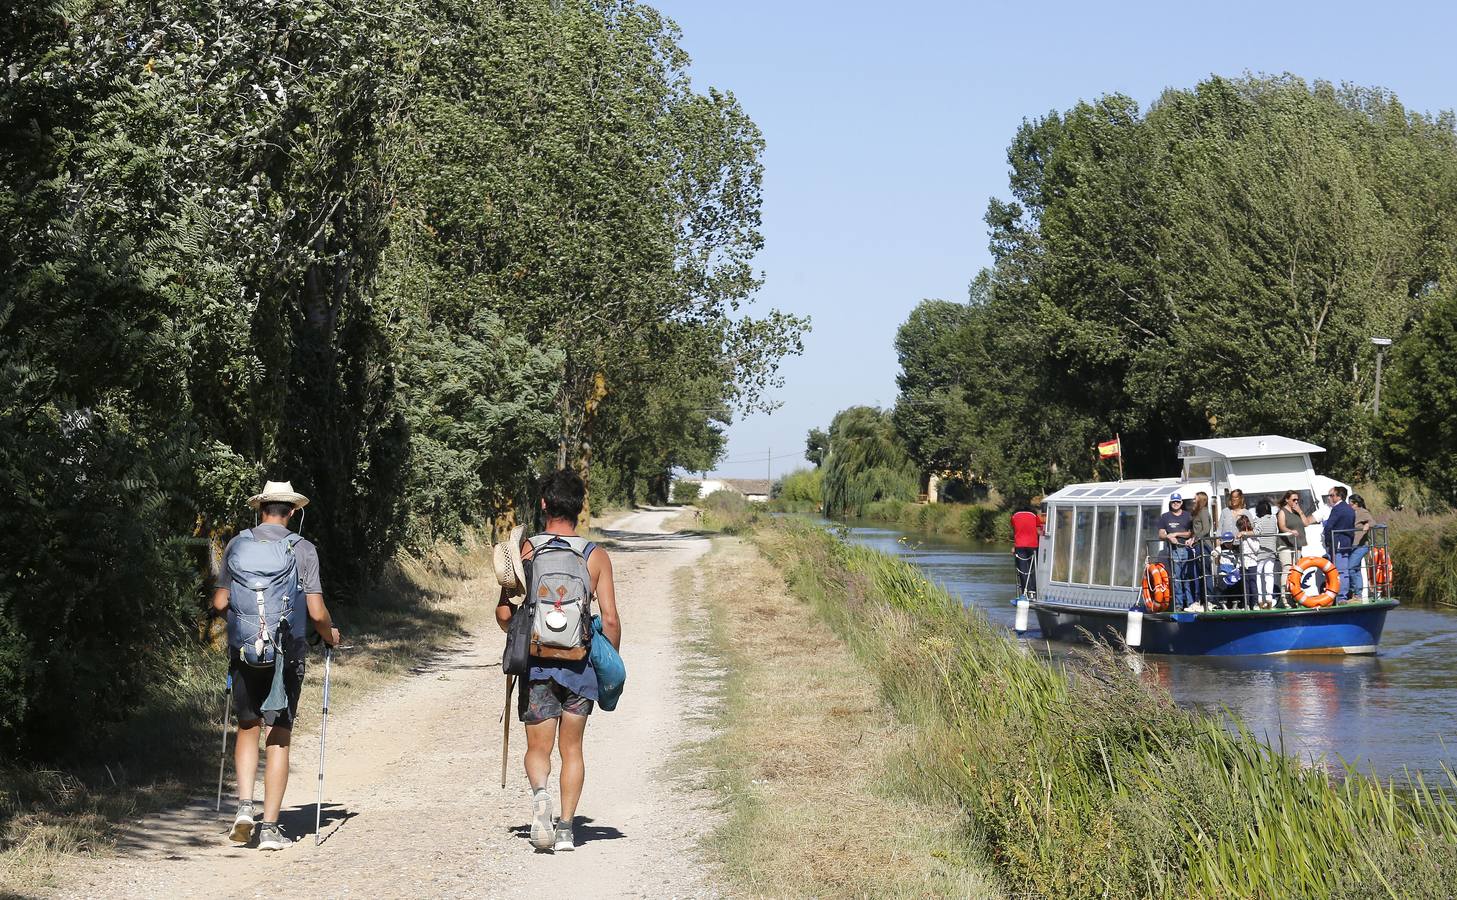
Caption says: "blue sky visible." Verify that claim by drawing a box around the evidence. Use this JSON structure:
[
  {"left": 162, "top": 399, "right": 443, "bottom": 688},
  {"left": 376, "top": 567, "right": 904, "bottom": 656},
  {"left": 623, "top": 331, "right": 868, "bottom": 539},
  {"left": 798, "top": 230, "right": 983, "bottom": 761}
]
[{"left": 655, "top": 1, "right": 1457, "bottom": 482}]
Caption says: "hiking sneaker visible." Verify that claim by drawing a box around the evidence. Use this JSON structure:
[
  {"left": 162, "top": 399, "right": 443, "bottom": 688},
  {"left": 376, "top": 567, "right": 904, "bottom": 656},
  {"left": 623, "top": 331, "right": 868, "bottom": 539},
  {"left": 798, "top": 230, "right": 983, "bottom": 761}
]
[
  {"left": 256, "top": 822, "right": 293, "bottom": 851},
  {"left": 553, "top": 819, "right": 575, "bottom": 852},
  {"left": 529, "top": 788, "right": 554, "bottom": 850},
  {"left": 229, "top": 801, "right": 255, "bottom": 843}
]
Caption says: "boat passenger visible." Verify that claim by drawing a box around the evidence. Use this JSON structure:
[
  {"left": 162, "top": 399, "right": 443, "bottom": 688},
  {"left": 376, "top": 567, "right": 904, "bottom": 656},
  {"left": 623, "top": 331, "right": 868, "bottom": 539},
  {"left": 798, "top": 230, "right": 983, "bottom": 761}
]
[
  {"left": 1278, "top": 490, "right": 1313, "bottom": 575},
  {"left": 1156, "top": 494, "right": 1195, "bottom": 610},
  {"left": 1347, "top": 494, "right": 1376, "bottom": 600},
  {"left": 1236, "top": 515, "right": 1261, "bottom": 609},
  {"left": 1218, "top": 488, "right": 1251, "bottom": 536},
  {"left": 1252, "top": 500, "right": 1281, "bottom": 608},
  {"left": 1010, "top": 505, "right": 1040, "bottom": 597},
  {"left": 1213, "top": 530, "right": 1243, "bottom": 608},
  {"left": 1190, "top": 492, "right": 1213, "bottom": 604},
  {"left": 1323, "top": 486, "right": 1356, "bottom": 603}
]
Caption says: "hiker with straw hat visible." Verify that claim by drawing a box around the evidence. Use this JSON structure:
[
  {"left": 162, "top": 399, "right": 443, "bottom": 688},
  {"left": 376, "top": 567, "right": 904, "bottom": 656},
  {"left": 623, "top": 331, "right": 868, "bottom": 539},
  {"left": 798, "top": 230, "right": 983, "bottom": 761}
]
[{"left": 210, "top": 480, "right": 341, "bottom": 850}]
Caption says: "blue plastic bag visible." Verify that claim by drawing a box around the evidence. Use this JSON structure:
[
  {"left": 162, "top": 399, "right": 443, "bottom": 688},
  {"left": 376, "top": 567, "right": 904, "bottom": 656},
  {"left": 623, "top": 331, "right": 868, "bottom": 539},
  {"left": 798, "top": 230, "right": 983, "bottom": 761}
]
[{"left": 590, "top": 615, "right": 625, "bottom": 712}]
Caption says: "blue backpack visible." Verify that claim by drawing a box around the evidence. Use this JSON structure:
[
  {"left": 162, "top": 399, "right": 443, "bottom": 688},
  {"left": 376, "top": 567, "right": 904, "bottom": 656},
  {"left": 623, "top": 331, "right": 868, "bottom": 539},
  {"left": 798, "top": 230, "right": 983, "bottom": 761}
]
[{"left": 226, "top": 529, "right": 306, "bottom": 667}]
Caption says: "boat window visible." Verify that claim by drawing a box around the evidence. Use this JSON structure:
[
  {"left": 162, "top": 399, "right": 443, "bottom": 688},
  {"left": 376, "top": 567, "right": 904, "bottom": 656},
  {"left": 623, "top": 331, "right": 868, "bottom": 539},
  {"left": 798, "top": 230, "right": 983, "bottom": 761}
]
[
  {"left": 1067, "top": 488, "right": 1091, "bottom": 497},
  {"left": 1136, "top": 486, "right": 1162, "bottom": 496},
  {"left": 1071, "top": 507, "right": 1094, "bottom": 583},
  {"left": 1052, "top": 507, "right": 1074, "bottom": 582},
  {"left": 1092, "top": 506, "right": 1116, "bottom": 585},
  {"left": 1110, "top": 487, "right": 1138, "bottom": 497},
  {"left": 1140, "top": 505, "right": 1161, "bottom": 561},
  {"left": 1185, "top": 460, "right": 1212, "bottom": 480},
  {"left": 1115, "top": 505, "right": 1141, "bottom": 586}
]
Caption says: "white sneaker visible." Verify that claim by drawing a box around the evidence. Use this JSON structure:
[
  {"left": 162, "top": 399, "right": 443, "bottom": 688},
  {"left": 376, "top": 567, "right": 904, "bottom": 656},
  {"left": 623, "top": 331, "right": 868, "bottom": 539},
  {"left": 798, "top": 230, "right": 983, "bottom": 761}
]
[
  {"left": 529, "top": 789, "right": 554, "bottom": 850},
  {"left": 553, "top": 819, "right": 575, "bottom": 852},
  {"left": 229, "top": 801, "right": 255, "bottom": 843},
  {"left": 256, "top": 822, "right": 293, "bottom": 851}
]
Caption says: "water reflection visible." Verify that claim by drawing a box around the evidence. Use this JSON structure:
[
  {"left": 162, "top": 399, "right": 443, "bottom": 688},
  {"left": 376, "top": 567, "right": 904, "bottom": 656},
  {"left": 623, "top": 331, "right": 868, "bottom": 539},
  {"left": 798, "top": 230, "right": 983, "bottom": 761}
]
[{"left": 844, "top": 520, "right": 1457, "bottom": 782}]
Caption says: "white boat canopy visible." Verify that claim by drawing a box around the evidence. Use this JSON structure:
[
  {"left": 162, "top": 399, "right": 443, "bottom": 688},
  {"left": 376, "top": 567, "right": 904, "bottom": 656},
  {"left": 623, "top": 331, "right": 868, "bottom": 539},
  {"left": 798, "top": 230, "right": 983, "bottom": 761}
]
[
  {"left": 1043, "top": 479, "right": 1188, "bottom": 504},
  {"left": 1177, "top": 435, "right": 1324, "bottom": 459}
]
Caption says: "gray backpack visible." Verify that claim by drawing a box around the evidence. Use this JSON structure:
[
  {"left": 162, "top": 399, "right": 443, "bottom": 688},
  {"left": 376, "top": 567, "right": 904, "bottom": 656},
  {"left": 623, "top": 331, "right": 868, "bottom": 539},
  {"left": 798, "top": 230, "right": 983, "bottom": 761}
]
[
  {"left": 525, "top": 534, "right": 594, "bottom": 661},
  {"left": 225, "top": 529, "right": 306, "bottom": 667}
]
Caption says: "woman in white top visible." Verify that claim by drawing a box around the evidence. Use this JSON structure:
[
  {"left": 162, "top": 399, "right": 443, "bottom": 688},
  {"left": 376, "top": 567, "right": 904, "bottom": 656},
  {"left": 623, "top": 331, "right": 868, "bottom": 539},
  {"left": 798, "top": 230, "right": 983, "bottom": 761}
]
[{"left": 1252, "top": 499, "right": 1281, "bottom": 607}]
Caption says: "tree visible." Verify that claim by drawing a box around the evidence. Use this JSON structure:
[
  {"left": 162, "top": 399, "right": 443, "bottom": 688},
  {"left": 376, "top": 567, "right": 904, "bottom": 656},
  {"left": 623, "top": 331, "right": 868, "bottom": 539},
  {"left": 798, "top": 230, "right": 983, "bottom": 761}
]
[
  {"left": 1381, "top": 290, "right": 1457, "bottom": 504},
  {"left": 821, "top": 407, "right": 918, "bottom": 517},
  {"left": 805, "top": 427, "right": 829, "bottom": 467}
]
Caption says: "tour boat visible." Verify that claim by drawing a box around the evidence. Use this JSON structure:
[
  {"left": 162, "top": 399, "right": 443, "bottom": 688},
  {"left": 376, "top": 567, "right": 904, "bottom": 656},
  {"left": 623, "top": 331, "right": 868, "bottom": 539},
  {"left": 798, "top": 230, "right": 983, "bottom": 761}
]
[{"left": 1015, "top": 436, "right": 1398, "bottom": 656}]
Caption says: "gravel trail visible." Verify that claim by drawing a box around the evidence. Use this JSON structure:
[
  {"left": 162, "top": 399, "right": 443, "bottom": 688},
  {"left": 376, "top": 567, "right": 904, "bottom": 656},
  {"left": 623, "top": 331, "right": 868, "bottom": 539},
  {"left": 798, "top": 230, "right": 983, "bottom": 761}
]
[{"left": 46, "top": 508, "right": 717, "bottom": 900}]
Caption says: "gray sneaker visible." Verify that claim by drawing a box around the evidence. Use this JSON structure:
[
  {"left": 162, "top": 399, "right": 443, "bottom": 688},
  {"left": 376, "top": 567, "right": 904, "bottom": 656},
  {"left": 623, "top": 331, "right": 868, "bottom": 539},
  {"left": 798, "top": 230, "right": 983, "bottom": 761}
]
[
  {"left": 529, "top": 788, "right": 554, "bottom": 850},
  {"left": 256, "top": 822, "right": 293, "bottom": 851},
  {"left": 553, "top": 819, "right": 575, "bottom": 852},
  {"left": 229, "top": 801, "right": 255, "bottom": 844}
]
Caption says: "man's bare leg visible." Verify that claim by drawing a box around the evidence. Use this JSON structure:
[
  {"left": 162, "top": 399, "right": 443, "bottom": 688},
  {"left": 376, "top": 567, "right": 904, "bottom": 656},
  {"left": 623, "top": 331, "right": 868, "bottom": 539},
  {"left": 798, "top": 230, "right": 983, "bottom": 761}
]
[
  {"left": 235, "top": 720, "right": 262, "bottom": 802},
  {"left": 557, "top": 713, "right": 587, "bottom": 823},
  {"left": 262, "top": 726, "right": 292, "bottom": 822}
]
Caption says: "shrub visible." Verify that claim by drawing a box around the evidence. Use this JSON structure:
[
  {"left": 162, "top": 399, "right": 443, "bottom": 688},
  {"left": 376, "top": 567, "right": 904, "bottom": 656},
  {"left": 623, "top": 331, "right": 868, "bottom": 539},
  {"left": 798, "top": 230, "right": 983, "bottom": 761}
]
[{"left": 671, "top": 480, "right": 702, "bottom": 505}]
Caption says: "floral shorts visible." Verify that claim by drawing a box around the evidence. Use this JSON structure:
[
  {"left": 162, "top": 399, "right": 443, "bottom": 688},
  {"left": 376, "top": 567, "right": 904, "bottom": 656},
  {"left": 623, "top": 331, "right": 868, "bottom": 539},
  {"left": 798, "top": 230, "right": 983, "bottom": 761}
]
[{"left": 518, "top": 679, "right": 594, "bottom": 724}]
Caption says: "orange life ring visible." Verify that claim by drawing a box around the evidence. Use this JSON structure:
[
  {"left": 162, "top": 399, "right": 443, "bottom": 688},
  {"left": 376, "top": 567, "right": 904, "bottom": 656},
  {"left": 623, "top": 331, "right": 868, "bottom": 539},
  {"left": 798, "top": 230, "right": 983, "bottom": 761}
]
[
  {"left": 1142, "top": 562, "right": 1171, "bottom": 613},
  {"left": 1287, "top": 556, "right": 1340, "bottom": 608},
  {"left": 1370, "top": 547, "right": 1392, "bottom": 595}
]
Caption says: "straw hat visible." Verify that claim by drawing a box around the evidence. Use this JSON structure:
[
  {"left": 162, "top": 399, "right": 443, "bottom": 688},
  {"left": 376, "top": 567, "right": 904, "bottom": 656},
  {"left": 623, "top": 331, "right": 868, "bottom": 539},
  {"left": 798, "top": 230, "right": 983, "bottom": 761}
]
[
  {"left": 492, "top": 525, "right": 527, "bottom": 596},
  {"left": 247, "top": 480, "right": 310, "bottom": 510}
]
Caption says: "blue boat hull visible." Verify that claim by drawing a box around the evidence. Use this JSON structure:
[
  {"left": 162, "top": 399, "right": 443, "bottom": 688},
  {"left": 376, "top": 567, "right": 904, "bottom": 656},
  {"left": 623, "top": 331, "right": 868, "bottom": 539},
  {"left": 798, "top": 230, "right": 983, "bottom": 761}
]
[{"left": 1028, "top": 600, "right": 1397, "bottom": 656}]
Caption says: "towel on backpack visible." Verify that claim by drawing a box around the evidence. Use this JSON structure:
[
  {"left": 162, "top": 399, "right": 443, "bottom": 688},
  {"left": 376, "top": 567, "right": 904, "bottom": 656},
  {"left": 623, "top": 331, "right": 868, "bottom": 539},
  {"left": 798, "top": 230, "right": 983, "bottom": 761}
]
[{"left": 589, "top": 615, "right": 625, "bottom": 712}]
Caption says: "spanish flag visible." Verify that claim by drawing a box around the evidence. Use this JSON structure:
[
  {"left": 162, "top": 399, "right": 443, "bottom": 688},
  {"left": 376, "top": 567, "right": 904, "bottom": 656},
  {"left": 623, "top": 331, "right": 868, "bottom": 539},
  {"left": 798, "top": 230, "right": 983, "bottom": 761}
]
[{"left": 1097, "top": 438, "right": 1121, "bottom": 459}]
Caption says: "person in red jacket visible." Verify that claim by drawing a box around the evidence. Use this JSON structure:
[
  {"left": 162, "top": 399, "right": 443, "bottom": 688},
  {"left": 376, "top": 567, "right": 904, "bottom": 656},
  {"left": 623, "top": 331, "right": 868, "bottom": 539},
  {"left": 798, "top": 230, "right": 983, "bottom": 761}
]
[{"left": 1011, "top": 506, "right": 1041, "bottom": 597}]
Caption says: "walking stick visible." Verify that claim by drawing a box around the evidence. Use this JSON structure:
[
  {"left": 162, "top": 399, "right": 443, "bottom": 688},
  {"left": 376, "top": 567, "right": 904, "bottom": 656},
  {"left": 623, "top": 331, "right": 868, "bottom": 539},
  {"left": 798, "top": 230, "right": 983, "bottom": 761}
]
[
  {"left": 315, "top": 645, "right": 333, "bottom": 846},
  {"left": 216, "top": 672, "right": 232, "bottom": 812},
  {"left": 500, "top": 674, "right": 515, "bottom": 788}
]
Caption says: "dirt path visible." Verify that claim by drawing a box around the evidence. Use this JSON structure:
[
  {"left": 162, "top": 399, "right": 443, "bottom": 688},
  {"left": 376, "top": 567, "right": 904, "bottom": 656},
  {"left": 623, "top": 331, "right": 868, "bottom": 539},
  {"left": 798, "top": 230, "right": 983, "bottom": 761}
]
[{"left": 46, "top": 509, "right": 717, "bottom": 900}]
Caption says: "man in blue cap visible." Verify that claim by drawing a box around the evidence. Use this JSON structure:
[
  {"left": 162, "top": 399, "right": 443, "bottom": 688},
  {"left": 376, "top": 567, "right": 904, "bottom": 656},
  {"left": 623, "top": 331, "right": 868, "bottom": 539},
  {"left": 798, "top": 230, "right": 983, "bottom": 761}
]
[{"left": 1156, "top": 493, "right": 1194, "bottom": 609}]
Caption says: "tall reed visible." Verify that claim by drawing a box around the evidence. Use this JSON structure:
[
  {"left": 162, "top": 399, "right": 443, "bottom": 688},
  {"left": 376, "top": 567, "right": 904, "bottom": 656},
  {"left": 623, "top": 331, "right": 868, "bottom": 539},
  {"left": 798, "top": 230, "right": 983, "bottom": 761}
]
[{"left": 755, "top": 518, "right": 1457, "bottom": 899}]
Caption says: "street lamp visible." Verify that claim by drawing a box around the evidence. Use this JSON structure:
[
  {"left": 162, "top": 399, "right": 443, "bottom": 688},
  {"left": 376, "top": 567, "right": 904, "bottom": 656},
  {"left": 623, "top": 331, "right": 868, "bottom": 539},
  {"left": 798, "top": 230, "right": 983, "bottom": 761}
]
[{"left": 1371, "top": 337, "right": 1392, "bottom": 415}]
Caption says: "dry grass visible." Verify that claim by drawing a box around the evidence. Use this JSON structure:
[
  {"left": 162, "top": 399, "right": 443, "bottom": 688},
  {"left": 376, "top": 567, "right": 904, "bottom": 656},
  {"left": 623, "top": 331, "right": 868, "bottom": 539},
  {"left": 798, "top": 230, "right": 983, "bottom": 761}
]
[
  {"left": 0, "top": 536, "right": 496, "bottom": 894},
  {"left": 693, "top": 537, "right": 1003, "bottom": 898}
]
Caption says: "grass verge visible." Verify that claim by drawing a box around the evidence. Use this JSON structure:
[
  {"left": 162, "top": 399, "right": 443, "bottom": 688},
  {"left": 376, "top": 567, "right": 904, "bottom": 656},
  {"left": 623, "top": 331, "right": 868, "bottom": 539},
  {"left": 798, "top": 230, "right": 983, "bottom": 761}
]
[
  {"left": 753, "top": 517, "right": 1457, "bottom": 899},
  {"left": 0, "top": 536, "right": 494, "bottom": 892},
  {"left": 693, "top": 535, "right": 1002, "bottom": 897}
]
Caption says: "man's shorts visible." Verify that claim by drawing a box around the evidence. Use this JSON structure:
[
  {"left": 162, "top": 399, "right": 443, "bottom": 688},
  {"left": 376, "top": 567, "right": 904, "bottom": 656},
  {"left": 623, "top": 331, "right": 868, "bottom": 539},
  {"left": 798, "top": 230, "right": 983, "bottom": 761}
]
[
  {"left": 230, "top": 657, "right": 305, "bottom": 730},
  {"left": 518, "top": 679, "right": 593, "bottom": 724}
]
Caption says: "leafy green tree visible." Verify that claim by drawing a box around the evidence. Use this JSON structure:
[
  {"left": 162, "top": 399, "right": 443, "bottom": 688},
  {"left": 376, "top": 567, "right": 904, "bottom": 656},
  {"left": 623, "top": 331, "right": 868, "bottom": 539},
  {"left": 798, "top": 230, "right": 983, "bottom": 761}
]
[
  {"left": 805, "top": 427, "right": 829, "bottom": 467},
  {"left": 821, "top": 407, "right": 918, "bottom": 517},
  {"left": 1381, "top": 290, "right": 1457, "bottom": 504}
]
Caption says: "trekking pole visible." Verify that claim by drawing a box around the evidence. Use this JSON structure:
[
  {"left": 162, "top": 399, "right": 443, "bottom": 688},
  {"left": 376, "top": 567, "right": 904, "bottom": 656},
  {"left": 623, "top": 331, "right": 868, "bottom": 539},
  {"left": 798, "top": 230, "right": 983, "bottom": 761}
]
[
  {"left": 500, "top": 675, "right": 515, "bottom": 788},
  {"left": 216, "top": 673, "right": 232, "bottom": 812},
  {"left": 316, "top": 645, "right": 333, "bottom": 846}
]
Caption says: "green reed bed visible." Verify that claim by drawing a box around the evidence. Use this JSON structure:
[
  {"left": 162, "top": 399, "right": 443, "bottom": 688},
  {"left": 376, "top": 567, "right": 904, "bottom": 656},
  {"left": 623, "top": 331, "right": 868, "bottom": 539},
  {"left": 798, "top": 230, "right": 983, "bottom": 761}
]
[
  {"left": 753, "top": 517, "right": 1457, "bottom": 899},
  {"left": 859, "top": 498, "right": 1010, "bottom": 542}
]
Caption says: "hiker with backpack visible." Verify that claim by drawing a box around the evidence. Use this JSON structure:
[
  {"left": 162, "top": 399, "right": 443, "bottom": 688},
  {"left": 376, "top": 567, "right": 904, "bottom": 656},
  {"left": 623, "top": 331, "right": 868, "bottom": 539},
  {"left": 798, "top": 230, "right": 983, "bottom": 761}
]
[
  {"left": 495, "top": 470, "right": 621, "bottom": 853},
  {"left": 210, "top": 481, "right": 341, "bottom": 850}
]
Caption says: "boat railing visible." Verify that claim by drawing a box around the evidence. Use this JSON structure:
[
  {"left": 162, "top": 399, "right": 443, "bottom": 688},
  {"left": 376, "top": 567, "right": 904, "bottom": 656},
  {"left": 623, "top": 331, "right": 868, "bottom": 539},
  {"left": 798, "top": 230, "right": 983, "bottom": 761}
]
[{"left": 1141, "top": 525, "right": 1392, "bottom": 612}]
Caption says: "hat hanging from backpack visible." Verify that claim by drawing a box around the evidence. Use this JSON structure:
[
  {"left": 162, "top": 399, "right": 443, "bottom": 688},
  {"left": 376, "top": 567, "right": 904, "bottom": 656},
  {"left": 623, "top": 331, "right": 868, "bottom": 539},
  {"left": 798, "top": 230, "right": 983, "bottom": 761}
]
[
  {"left": 493, "top": 525, "right": 527, "bottom": 596},
  {"left": 247, "top": 480, "right": 310, "bottom": 510}
]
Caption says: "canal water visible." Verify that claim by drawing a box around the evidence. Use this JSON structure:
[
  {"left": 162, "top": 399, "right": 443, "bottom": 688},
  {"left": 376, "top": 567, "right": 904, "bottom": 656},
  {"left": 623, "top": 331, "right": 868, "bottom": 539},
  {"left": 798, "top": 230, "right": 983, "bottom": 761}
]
[{"left": 845, "top": 521, "right": 1457, "bottom": 782}]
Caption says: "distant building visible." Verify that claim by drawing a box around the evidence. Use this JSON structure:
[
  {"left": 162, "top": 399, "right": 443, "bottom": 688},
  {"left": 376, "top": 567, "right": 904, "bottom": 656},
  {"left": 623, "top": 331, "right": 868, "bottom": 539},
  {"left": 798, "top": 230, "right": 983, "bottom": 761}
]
[{"left": 678, "top": 477, "right": 772, "bottom": 504}]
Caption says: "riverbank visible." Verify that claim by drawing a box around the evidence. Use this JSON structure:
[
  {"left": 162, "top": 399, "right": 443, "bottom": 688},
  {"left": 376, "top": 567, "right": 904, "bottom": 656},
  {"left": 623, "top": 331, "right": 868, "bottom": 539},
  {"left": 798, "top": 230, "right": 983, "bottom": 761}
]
[
  {"left": 692, "top": 536, "right": 1001, "bottom": 896},
  {"left": 859, "top": 498, "right": 1011, "bottom": 542},
  {"left": 753, "top": 517, "right": 1457, "bottom": 898}
]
